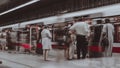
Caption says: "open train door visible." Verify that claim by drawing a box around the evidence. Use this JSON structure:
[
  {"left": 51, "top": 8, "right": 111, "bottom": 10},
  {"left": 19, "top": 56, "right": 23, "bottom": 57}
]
[{"left": 89, "top": 23, "right": 104, "bottom": 58}]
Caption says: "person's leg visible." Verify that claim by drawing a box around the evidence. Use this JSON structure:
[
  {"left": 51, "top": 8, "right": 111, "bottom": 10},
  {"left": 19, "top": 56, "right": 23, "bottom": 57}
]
[
  {"left": 43, "top": 49, "right": 46, "bottom": 60},
  {"left": 104, "top": 39, "right": 112, "bottom": 57},
  {"left": 4, "top": 43, "right": 7, "bottom": 51},
  {"left": 69, "top": 45, "right": 72, "bottom": 59},
  {"left": 81, "top": 45, "right": 88, "bottom": 59},
  {"left": 76, "top": 36, "right": 81, "bottom": 59},
  {"left": 44, "top": 49, "right": 50, "bottom": 61},
  {"left": 107, "top": 40, "right": 113, "bottom": 57},
  {"left": 65, "top": 48, "right": 69, "bottom": 59},
  {"left": 81, "top": 36, "right": 88, "bottom": 59},
  {"left": 103, "top": 46, "right": 108, "bottom": 57},
  {"left": 2, "top": 45, "right": 4, "bottom": 51},
  {"left": 71, "top": 45, "right": 75, "bottom": 59},
  {"left": 2, "top": 43, "right": 5, "bottom": 51},
  {"left": 77, "top": 45, "right": 81, "bottom": 59},
  {"left": 1, "top": 43, "right": 4, "bottom": 51}
]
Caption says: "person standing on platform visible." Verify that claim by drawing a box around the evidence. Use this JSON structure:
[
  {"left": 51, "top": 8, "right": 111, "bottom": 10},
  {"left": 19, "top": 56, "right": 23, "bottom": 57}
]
[
  {"left": 41, "top": 25, "right": 52, "bottom": 61},
  {"left": 0, "top": 32, "right": 7, "bottom": 51},
  {"left": 68, "top": 30, "right": 76, "bottom": 60},
  {"left": 70, "top": 18, "right": 89, "bottom": 59},
  {"left": 36, "top": 25, "right": 43, "bottom": 55},
  {"left": 102, "top": 19, "right": 114, "bottom": 57}
]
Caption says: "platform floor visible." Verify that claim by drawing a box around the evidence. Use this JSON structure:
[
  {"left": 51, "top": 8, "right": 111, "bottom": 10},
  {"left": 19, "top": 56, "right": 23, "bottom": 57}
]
[{"left": 0, "top": 50, "right": 120, "bottom": 68}]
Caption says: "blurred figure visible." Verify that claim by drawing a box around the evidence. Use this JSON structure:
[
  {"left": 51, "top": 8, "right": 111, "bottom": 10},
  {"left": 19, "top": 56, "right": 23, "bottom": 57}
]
[
  {"left": 0, "top": 32, "right": 7, "bottom": 51},
  {"left": 41, "top": 25, "right": 52, "bottom": 61},
  {"left": 36, "top": 25, "right": 43, "bottom": 55},
  {"left": 68, "top": 30, "right": 76, "bottom": 60},
  {"left": 70, "top": 18, "right": 89, "bottom": 59},
  {"left": 102, "top": 19, "right": 114, "bottom": 57}
]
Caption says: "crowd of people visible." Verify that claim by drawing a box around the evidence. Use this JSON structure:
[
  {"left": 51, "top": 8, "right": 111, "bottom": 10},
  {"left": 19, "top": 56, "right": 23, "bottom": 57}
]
[
  {"left": 0, "top": 17, "right": 115, "bottom": 61},
  {"left": 39, "top": 17, "right": 115, "bottom": 61}
]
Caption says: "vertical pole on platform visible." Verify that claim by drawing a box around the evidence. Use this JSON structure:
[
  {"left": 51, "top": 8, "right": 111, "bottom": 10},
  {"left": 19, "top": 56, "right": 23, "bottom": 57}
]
[
  {"left": 17, "top": 23, "right": 21, "bottom": 51},
  {"left": 30, "top": 27, "right": 32, "bottom": 50}
]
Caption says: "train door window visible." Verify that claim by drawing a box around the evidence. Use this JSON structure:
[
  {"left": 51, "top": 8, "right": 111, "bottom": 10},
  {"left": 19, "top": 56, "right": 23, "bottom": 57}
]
[{"left": 114, "top": 24, "right": 120, "bottom": 42}]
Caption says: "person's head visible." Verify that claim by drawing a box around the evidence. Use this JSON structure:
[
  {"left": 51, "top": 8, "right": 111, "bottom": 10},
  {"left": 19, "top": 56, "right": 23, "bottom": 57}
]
[
  {"left": 96, "top": 20, "right": 103, "bottom": 24},
  {"left": 74, "top": 19, "right": 79, "bottom": 22},
  {"left": 41, "top": 25, "right": 47, "bottom": 29},
  {"left": 105, "top": 18, "right": 110, "bottom": 24},
  {"left": 78, "top": 18, "right": 83, "bottom": 22},
  {"left": 74, "top": 17, "right": 82, "bottom": 22},
  {"left": 85, "top": 18, "right": 92, "bottom": 25},
  {"left": 71, "top": 20, "right": 75, "bottom": 24}
]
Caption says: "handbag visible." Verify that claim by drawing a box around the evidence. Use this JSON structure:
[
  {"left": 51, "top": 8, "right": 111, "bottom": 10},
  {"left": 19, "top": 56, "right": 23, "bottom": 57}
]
[
  {"left": 101, "top": 25, "right": 109, "bottom": 47},
  {"left": 37, "top": 43, "right": 42, "bottom": 48}
]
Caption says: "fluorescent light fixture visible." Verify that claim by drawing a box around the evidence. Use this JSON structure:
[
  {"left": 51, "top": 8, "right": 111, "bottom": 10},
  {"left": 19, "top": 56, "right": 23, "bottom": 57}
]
[{"left": 0, "top": 0, "right": 40, "bottom": 16}]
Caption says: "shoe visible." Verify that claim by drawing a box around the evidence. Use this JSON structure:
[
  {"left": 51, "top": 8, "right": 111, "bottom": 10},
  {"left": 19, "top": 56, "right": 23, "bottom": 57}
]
[
  {"left": 44, "top": 59, "right": 50, "bottom": 61},
  {"left": 0, "top": 61, "right": 2, "bottom": 64},
  {"left": 81, "top": 57, "right": 85, "bottom": 59},
  {"left": 72, "top": 57, "right": 76, "bottom": 59},
  {"left": 67, "top": 58, "right": 72, "bottom": 60},
  {"left": 77, "top": 57, "right": 80, "bottom": 59}
]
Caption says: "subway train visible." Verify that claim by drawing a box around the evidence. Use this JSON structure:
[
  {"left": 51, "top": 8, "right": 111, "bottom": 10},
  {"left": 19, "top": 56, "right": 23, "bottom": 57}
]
[{"left": 0, "top": 3, "right": 120, "bottom": 29}]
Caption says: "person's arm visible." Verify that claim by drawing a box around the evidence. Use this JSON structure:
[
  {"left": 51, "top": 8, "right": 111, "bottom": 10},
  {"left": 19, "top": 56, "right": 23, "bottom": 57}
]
[
  {"left": 102, "top": 24, "right": 106, "bottom": 33},
  {"left": 112, "top": 25, "right": 115, "bottom": 35},
  {"left": 69, "top": 24, "right": 76, "bottom": 34},
  {"left": 84, "top": 23, "right": 90, "bottom": 39},
  {"left": 47, "top": 30, "right": 52, "bottom": 39},
  {"left": 102, "top": 24, "right": 107, "bottom": 36}
]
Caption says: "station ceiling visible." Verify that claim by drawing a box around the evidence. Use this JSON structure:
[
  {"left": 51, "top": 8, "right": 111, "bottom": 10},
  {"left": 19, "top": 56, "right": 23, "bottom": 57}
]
[
  {"left": 0, "top": 0, "right": 119, "bottom": 26},
  {"left": 0, "top": 0, "right": 64, "bottom": 26}
]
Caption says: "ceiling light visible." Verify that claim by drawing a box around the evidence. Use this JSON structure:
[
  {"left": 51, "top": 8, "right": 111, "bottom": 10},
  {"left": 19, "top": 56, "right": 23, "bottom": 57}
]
[{"left": 0, "top": 0, "right": 40, "bottom": 16}]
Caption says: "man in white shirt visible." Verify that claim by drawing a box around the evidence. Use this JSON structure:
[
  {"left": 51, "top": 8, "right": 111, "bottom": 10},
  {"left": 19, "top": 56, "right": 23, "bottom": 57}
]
[{"left": 70, "top": 18, "right": 90, "bottom": 59}]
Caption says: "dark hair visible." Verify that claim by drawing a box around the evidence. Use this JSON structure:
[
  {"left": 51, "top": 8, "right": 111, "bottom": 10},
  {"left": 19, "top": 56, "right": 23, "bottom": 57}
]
[
  {"left": 105, "top": 19, "right": 110, "bottom": 23},
  {"left": 96, "top": 20, "right": 102, "bottom": 24},
  {"left": 44, "top": 25, "right": 48, "bottom": 28},
  {"left": 78, "top": 18, "right": 83, "bottom": 21},
  {"left": 41, "top": 24, "right": 47, "bottom": 28}
]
